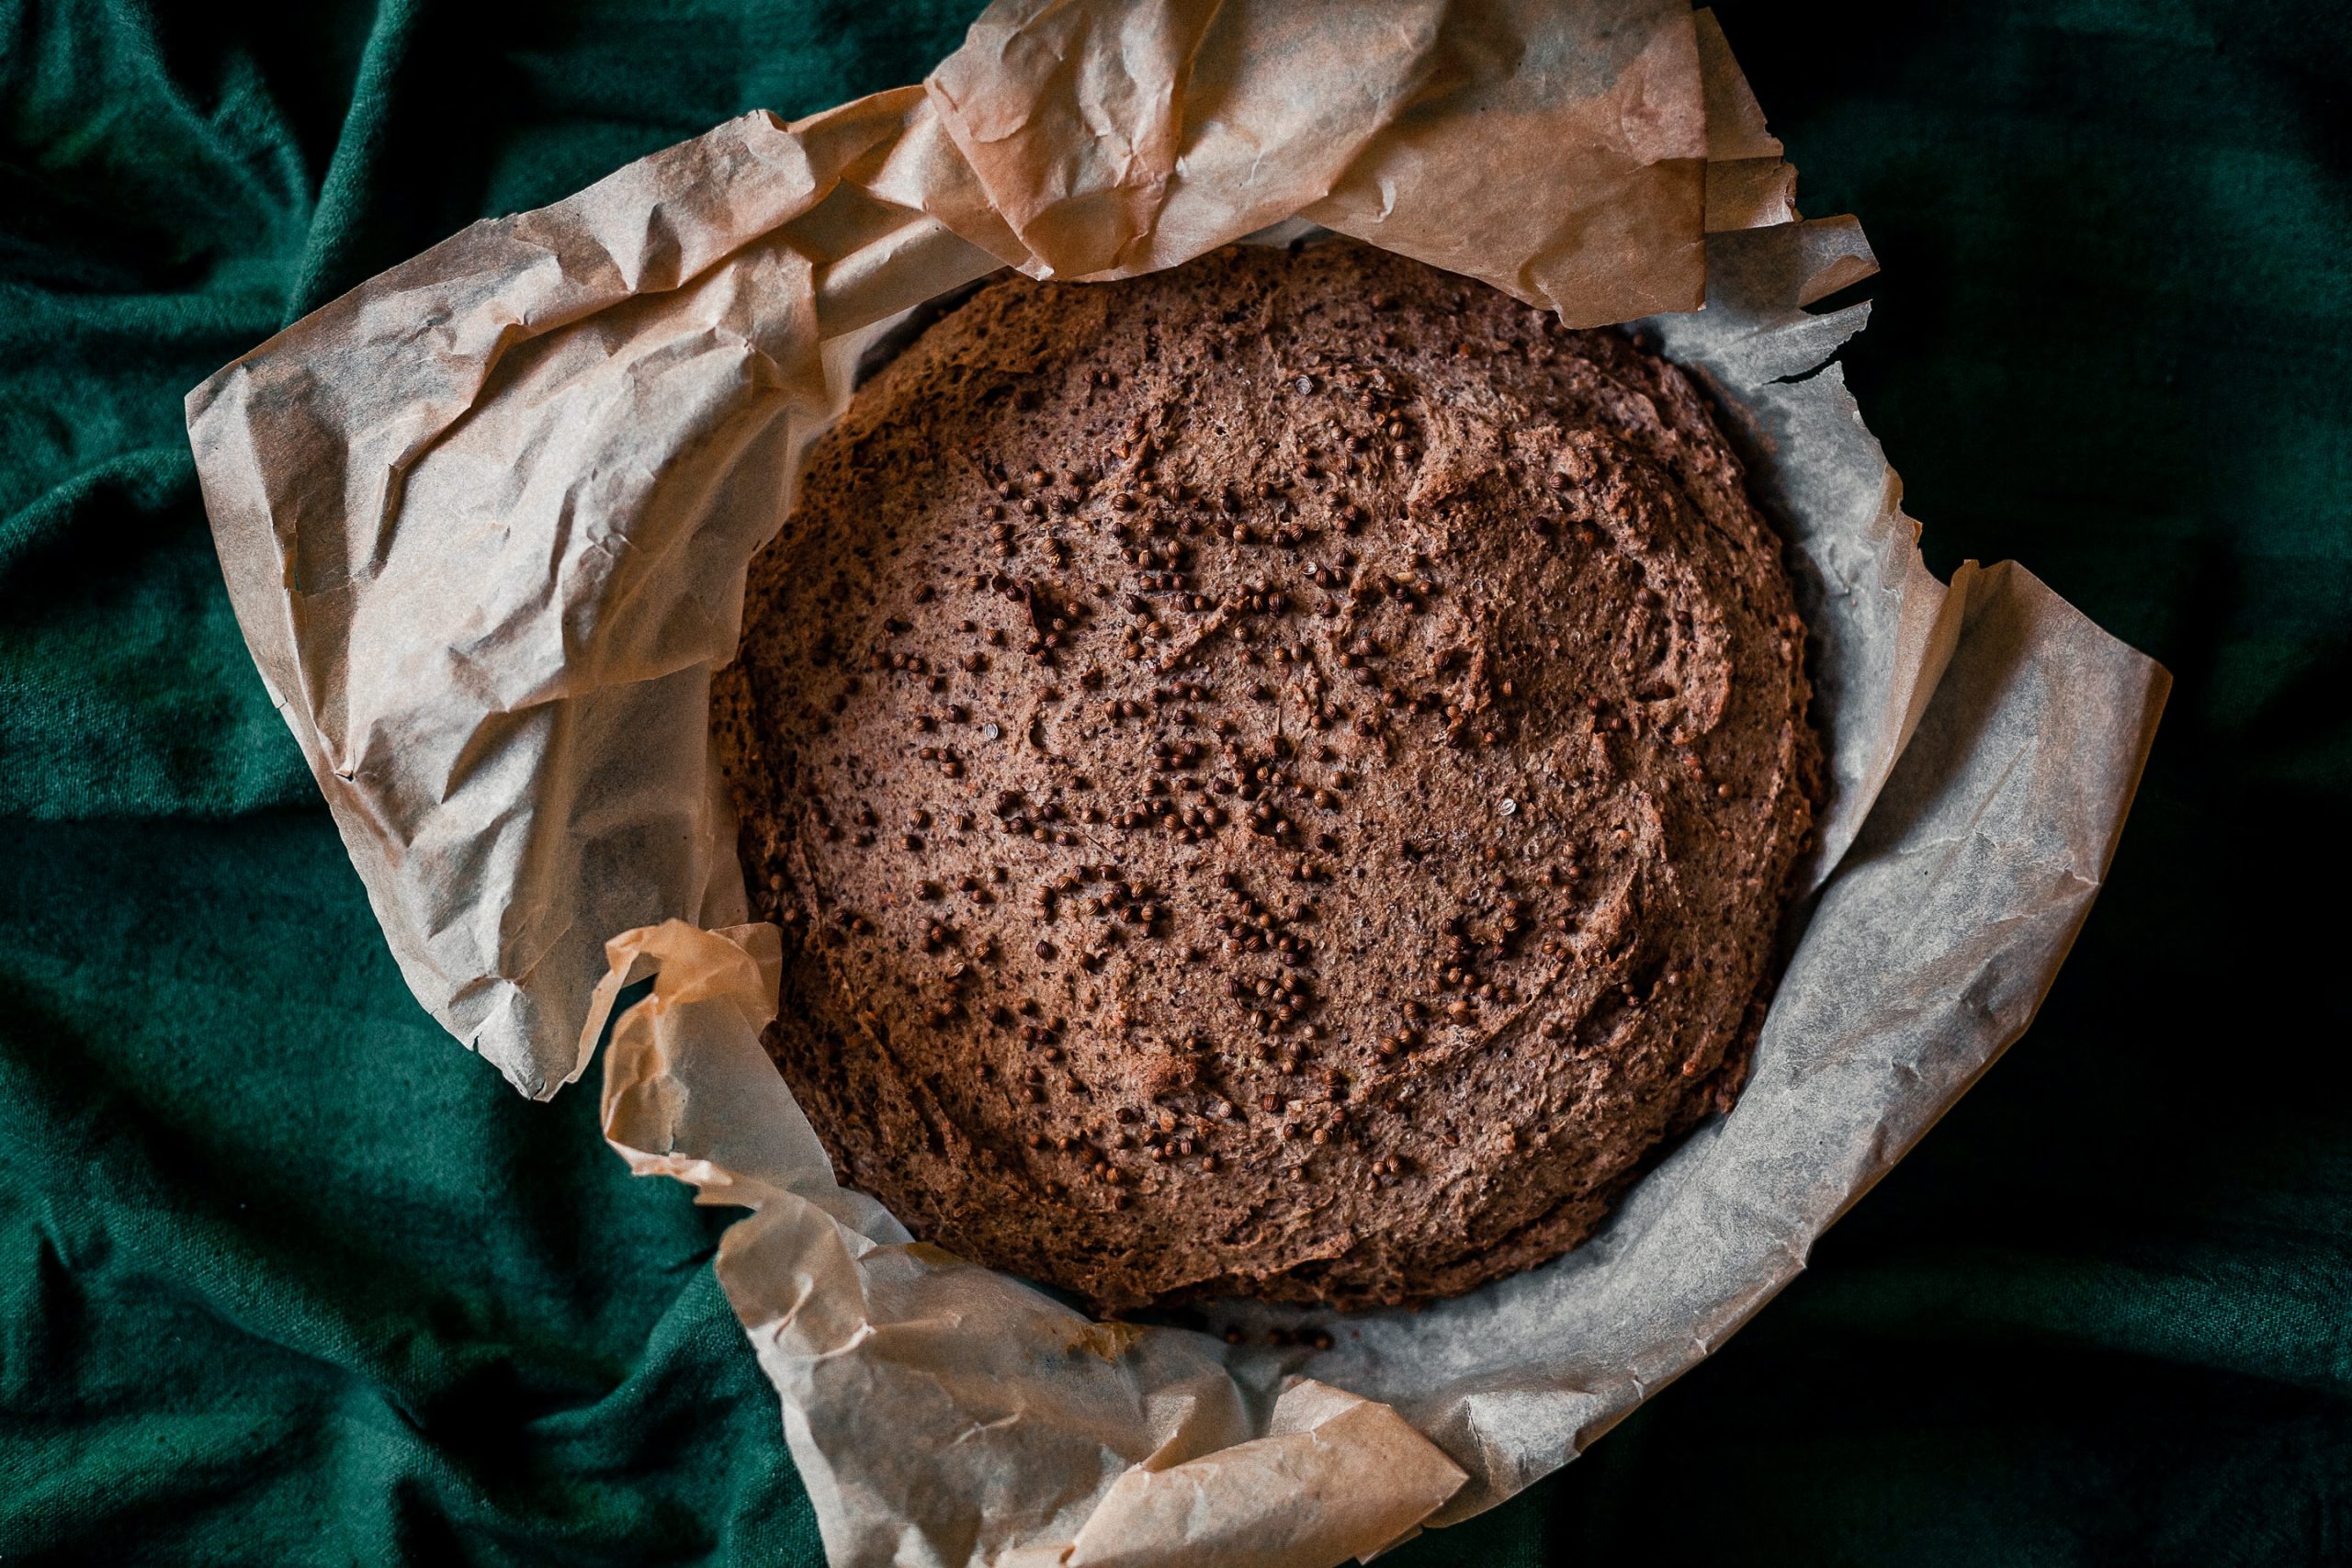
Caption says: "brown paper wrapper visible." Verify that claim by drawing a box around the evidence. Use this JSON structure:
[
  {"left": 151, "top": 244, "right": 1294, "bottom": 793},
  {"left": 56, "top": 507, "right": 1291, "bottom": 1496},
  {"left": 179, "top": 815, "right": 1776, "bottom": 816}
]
[{"left": 188, "top": 4, "right": 2165, "bottom": 1563}]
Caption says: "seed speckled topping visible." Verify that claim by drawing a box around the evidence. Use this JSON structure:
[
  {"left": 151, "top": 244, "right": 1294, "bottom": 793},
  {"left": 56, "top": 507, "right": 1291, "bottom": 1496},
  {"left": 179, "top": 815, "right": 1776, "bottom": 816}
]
[{"left": 715, "top": 240, "right": 1818, "bottom": 1314}]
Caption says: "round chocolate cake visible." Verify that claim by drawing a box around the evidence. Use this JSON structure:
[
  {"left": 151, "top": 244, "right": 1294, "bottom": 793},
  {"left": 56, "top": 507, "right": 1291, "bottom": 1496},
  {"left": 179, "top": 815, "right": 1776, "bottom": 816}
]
[{"left": 715, "top": 240, "right": 1818, "bottom": 1314}]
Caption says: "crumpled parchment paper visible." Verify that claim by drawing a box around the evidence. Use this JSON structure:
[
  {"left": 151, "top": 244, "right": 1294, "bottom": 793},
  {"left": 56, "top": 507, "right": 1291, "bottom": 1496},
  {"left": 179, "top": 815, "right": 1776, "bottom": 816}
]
[{"left": 187, "top": 3, "right": 2168, "bottom": 1564}]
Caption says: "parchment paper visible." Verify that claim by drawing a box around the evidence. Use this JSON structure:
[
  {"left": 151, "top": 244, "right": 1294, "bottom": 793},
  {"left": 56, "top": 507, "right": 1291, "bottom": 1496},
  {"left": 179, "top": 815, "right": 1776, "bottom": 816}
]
[{"left": 187, "top": 4, "right": 2168, "bottom": 1565}]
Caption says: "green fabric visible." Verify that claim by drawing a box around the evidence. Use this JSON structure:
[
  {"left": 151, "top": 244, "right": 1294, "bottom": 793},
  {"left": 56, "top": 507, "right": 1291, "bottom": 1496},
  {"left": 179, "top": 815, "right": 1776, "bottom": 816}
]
[{"left": 1, "top": 1, "right": 2345, "bottom": 1562}]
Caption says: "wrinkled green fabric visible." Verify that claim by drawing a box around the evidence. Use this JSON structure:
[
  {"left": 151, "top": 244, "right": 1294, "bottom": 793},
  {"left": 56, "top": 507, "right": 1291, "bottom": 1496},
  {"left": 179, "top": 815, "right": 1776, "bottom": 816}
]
[{"left": 1, "top": 1, "right": 2346, "bottom": 1562}]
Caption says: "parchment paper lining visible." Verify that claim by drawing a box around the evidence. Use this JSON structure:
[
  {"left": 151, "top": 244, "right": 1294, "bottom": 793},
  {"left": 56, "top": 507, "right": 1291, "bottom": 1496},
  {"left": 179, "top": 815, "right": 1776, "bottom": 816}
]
[{"left": 187, "top": 5, "right": 2166, "bottom": 1565}]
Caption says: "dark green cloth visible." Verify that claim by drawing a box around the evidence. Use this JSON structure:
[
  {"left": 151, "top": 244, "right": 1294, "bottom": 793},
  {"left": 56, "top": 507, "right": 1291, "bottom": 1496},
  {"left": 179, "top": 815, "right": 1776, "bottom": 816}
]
[{"left": 2, "top": 2, "right": 2345, "bottom": 1562}]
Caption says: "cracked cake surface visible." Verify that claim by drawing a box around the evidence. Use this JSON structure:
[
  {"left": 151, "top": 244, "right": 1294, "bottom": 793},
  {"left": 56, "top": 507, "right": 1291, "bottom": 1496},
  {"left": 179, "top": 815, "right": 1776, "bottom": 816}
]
[{"left": 715, "top": 239, "right": 1818, "bottom": 1314}]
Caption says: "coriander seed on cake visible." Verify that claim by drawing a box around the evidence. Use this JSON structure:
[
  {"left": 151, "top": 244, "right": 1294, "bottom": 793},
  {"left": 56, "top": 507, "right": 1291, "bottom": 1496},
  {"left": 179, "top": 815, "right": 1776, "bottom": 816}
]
[{"left": 713, "top": 239, "right": 1819, "bottom": 1314}]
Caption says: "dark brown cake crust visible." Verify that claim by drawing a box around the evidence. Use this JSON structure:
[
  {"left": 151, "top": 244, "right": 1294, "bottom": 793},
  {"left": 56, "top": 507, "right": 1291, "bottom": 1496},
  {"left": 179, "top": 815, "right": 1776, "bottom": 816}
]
[{"left": 716, "top": 241, "right": 1817, "bottom": 1314}]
